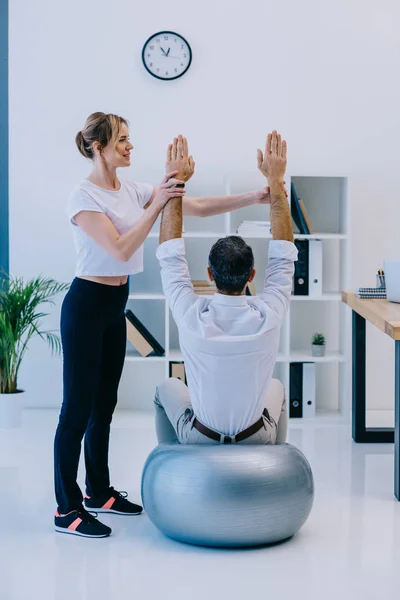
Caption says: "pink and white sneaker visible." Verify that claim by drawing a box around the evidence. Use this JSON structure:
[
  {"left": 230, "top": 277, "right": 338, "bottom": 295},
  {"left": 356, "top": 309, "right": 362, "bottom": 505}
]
[{"left": 84, "top": 487, "right": 143, "bottom": 515}]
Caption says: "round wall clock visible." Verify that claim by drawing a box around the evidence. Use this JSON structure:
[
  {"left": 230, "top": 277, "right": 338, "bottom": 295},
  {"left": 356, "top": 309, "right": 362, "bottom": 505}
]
[{"left": 142, "top": 31, "right": 192, "bottom": 81}]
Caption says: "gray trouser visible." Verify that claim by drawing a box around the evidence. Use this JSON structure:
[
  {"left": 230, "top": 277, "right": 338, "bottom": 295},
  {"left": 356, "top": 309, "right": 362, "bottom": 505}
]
[{"left": 154, "top": 378, "right": 288, "bottom": 445}]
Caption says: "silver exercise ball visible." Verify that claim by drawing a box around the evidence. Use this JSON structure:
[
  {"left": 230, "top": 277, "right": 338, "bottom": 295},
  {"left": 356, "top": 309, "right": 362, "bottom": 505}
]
[{"left": 141, "top": 443, "right": 314, "bottom": 548}]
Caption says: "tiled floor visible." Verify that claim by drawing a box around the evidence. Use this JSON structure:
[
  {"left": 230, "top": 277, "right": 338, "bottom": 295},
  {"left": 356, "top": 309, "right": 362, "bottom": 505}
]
[{"left": 1, "top": 409, "right": 400, "bottom": 600}]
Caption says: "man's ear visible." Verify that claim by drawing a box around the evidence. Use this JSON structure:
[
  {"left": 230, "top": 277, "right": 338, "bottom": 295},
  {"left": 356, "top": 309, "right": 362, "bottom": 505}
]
[
  {"left": 248, "top": 268, "right": 256, "bottom": 283},
  {"left": 207, "top": 267, "right": 214, "bottom": 283}
]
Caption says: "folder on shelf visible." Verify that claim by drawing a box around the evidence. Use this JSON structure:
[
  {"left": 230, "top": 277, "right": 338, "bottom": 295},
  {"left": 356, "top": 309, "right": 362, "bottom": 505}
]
[
  {"left": 289, "top": 362, "right": 316, "bottom": 418},
  {"left": 299, "top": 200, "right": 313, "bottom": 235},
  {"left": 291, "top": 183, "right": 310, "bottom": 234},
  {"left": 125, "top": 309, "right": 165, "bottom": 357},
  {"left": 169, "top": 361, "right": 186, "bottom": 384},
  {"left": 308, "top": 240, "right": 323, "bottom": 297},
  {"left": 294, "top": 240, "right": 309, "bottom": 295}
]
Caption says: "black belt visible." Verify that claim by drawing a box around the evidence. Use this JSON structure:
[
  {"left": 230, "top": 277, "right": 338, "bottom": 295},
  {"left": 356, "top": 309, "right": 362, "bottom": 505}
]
[{"left": 193, "top": 409, "right": 270, "bottom": 444}]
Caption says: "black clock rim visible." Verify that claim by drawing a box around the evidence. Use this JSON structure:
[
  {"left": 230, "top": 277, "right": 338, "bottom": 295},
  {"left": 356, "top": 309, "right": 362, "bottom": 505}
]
[{"left": 142, "top": 30, "right": 192, "bottom": 81}]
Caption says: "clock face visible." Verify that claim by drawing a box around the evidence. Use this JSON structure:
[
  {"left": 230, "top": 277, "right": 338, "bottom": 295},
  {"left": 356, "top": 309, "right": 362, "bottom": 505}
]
[{"left": 142, "top": 31, "right": 192, "bottom": 80}]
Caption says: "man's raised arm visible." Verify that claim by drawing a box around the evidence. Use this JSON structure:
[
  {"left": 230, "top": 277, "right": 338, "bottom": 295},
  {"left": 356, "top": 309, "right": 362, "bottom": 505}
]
[
  {"left": 257, "top": 130, "right": 293, "bottom": 243},
  {"left": 157, "top": 135, "right": 197, "bottom": 325},
  {"left": 159, "top": 135, "right": 195, "bottom": 244},
  {"left": 257, "top": 131, "right": 297, "bottom": 319}
]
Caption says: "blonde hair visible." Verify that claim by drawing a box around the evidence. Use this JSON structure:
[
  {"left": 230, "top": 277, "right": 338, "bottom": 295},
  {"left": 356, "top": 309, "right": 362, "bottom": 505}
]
[{"left": 75, "top": 112, "right": 129, "bottom": 160}]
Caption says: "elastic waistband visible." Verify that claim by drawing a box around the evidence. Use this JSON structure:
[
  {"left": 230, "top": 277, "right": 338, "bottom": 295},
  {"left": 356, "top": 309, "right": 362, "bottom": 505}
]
[{"left": 70, "top": 277, "right": 129, "bottom": 298}]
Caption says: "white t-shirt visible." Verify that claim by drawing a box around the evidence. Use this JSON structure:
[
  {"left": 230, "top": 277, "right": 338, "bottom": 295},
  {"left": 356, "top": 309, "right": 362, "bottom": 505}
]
[{"left": 67, "top": 179, "right": 153, "bottom": 277}]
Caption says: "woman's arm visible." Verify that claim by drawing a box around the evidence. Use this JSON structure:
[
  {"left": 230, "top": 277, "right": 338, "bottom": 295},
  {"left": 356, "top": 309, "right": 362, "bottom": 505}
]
[
  {"left": 182, "top": 188, "right": 270, "bottom": 217},
  {"left": 145, "top": 188, "right": 270, "bottom": 217},
  {"left": 74, "top": 174, "right": 184, "bottom": 262}
]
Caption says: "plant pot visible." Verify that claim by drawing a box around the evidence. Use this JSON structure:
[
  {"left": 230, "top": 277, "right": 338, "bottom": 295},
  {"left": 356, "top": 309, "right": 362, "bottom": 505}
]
[
  {"left": 0, "top": 390, "right": 24, "bottom": 429},
  {"left": 311, "top": 344, "right": 326, "bottom": 358}
]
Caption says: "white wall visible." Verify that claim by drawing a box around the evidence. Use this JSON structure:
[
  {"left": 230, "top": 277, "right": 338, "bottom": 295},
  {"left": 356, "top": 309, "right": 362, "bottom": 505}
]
[{"left": 9, "top": 0, "right": 400, "bottom": 410}]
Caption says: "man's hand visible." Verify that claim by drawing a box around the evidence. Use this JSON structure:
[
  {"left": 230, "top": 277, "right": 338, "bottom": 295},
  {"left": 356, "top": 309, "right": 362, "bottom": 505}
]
[
  {"left": 166, "top": 135, "right": 195, "bottom": 183},
  {"left": 257, "top": 130, "right": 287, "bottom": 185}
]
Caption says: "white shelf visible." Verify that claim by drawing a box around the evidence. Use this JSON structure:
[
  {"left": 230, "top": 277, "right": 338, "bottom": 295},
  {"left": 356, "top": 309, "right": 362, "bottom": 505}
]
[
  {"left": 184, "top": 232, "right": 226, "bottom": 238},
  {"left": 149, "top": 231, "right": 226, "bottom": 239},
  {"left": 128, "top": 292, "right": 342, "bottom": 302},
  {"left": 125, "top": 355, "right": 166, "bottom": 363},
  {"left": 128, "top": 293, "right": 165, "bottom": 300},
  {"left": 294, "top": 233, "right": 347, "bottom": 240},
  {"left": 168, "top": 350, "right": 184, "bottom": 361},
  {"left": 290, "top": 293, "right": 342, "bottom": 301},
  {"left": 289, "top": 351, "right": 345, "bottom": 363},
  {"left": 237, "top": 232, "right": 347, "bottom": 240},
  {"left": 168, "top": 350, "right": 287, "bottom": 362},
  {"left": 123, "top": 173, "right": 350, "bottom": 420},
  {"left": 168, "top": 351, "right": 344, "bottom": 364}
]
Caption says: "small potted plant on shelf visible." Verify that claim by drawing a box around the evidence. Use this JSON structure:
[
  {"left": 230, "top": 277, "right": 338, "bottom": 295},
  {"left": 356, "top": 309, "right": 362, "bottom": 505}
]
[
  {"left": 0, "top": 274, "right": 69, "bottom": 428},
  {"left": 311, "top": 332, "right": 326, "bottom": 357}
]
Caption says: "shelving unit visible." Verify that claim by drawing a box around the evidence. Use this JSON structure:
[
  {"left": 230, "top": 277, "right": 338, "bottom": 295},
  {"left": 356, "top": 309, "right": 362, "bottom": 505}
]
[{"left": 118, "top": 174, "right": 350, "bottom": 421}]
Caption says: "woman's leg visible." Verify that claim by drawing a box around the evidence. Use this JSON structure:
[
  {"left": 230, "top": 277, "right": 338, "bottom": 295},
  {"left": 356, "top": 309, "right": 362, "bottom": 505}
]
[
  {"left": 84, "top": 313, "right": 127, "bottom": 498},
  {"left": 54, "top": 287, "right": 104, "bottom": 514}
]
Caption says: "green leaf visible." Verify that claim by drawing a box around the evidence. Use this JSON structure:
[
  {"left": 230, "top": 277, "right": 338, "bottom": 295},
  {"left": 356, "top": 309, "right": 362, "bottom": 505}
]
[
  {"left": 312, "top": 332, "right": 326, "bottom": 346},
  {"left": 0, "top": 273, "right": 69, "bottom": 393}
]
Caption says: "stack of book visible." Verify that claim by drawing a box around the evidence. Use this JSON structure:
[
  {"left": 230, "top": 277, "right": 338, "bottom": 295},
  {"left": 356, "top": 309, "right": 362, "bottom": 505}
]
[
  {"left": 192, "top": 280, "right": 217, "bottom": 295},
  {"left": 192, "top": 280, "right": 257, "bottom": 296},
  {"left": 355, "top": 287, "right": 387, "bottom": 299},
  {"left": 237, "top": 221, "right": 271, "bottom": 236}
]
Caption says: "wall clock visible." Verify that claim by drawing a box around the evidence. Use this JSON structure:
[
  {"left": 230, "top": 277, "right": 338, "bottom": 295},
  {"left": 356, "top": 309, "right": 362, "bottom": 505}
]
[{"left": 142, "top": 31, "right": 192, "bottom": 80}]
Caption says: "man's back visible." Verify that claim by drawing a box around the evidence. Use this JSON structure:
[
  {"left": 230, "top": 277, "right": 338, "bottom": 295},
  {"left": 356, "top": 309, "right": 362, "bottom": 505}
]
[{"left": 157, "top": 238, "right": 297, "bottom": 436}]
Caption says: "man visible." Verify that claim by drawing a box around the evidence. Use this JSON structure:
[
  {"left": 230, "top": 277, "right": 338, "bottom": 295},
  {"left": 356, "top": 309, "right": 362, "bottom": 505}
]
[{"left": 154, "top": 131, "right": 297, "bottom": 445}]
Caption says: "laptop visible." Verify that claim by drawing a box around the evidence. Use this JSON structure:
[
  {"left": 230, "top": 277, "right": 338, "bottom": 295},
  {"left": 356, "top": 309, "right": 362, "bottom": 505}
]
[{"left": 384, "top": 260, "right": 400, "bottom": 303}]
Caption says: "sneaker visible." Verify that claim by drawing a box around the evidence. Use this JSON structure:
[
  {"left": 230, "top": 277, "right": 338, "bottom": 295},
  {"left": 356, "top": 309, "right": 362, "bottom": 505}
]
[
  {"left": 84, "top": 487, "right": 143, "bottom": 515},
  {"left": 54, "top": 506, "right": 111, "bottom": 538}
]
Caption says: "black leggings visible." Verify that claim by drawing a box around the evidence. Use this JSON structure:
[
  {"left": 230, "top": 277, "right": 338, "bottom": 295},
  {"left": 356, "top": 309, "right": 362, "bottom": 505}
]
[{"left": 54, "top": 277, "right": 129, "bottom": 513}]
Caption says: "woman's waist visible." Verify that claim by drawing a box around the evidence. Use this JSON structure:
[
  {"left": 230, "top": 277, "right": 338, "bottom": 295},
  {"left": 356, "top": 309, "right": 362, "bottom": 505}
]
[
  {"left": 67, "top": 277, "right": 130, "bottom": 306},
  {"left": 78, "top": 274, "right": 128, "bottom": 286}
]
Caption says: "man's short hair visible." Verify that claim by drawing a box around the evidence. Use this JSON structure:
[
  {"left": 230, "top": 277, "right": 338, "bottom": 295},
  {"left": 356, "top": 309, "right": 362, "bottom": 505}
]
[{"left": 208, "top": 236, "right": 254, "bottom": 294}]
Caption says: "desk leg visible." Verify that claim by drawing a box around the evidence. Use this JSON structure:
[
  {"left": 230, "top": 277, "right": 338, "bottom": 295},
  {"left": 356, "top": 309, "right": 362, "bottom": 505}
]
[
  {"left": 352, "top": 311, "right": 366, "bottom": 442},
  {"left": 352, "top": 310, "right": 394, "bottom": 443},
  {"left": 395, "top": 341, "right": 400, "bottom": 500}
]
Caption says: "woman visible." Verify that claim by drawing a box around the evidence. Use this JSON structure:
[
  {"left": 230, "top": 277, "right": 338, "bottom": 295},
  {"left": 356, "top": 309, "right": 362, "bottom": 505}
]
[{"left": 54, "top": 112, "right": 271, "bottom": 538}]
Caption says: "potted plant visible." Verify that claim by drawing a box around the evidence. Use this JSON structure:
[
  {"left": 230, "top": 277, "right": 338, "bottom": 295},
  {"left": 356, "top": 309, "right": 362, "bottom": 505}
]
[
  {"left": 0, "top": 274, "right": 69, "bottom": 428},
  {"left": 311, "top": 333, "right": 326, "bottom": 357}
]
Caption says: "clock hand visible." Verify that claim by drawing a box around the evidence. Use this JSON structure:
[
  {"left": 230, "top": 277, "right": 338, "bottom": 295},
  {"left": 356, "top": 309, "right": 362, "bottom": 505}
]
[
  {"left": 160, "top": 47, "right": 167, "bottom": 55},
  {"left": 166, "top": 47, "right": 170, "bottom": 56}
]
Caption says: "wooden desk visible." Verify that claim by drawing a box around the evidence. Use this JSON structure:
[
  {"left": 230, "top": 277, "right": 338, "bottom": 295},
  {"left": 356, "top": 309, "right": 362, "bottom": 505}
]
[{"left": 342, "top": 291, "right": 400, "bottom": 500}]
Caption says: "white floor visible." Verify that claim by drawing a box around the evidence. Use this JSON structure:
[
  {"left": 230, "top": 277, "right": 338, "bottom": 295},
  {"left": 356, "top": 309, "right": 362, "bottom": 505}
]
[{"left": 1, "top": 410, "right": 400, "bottom": 600}]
